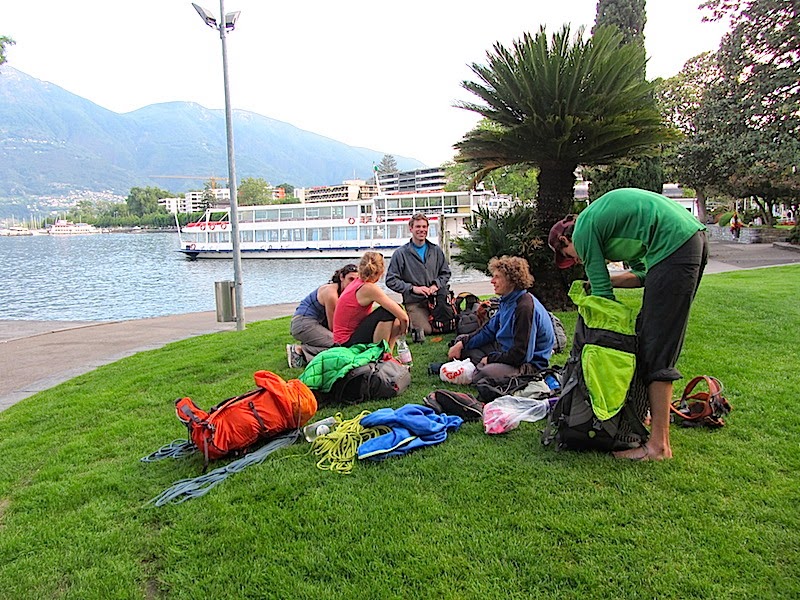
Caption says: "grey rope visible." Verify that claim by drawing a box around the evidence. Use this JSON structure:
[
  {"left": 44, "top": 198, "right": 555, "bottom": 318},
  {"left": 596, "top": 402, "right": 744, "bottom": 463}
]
[
  {"left": 140, "top": 439, "right": 197, "bottom": 462},
  {"left": 146, "top": 431, "right": 300, "bottom": 506}
]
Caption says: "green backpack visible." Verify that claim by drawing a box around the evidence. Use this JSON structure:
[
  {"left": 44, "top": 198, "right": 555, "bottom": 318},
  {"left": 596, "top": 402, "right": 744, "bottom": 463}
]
[{"left": 542, "top": 281, "right": 649, "bottom": 452}]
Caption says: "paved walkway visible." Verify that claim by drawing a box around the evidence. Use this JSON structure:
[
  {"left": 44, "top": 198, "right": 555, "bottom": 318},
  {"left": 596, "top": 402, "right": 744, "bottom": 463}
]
[{"left": 2, "top": 240, "right": 798, "bottom": 412}]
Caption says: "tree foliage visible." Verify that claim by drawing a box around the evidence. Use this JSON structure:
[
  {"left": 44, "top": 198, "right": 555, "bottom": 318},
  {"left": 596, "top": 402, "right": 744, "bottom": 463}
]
[
  {"left": 696, "top": 0, "right": 800, "bottom": 224},
  {"left": 444, "top": 156, "right": 539, "bottom": 200},
  {"left": 587, "top": 0, "right": 663, "bottom": 198},
  {"left": 237, "top": 177, "right": 273, "bottom": 206},
  {"left": 655, "top": 52, "right": 723, "bottom": 222},
  {"left": 377, "top": 154, "right": 398, "bottom": 174},
  {"left": 0, "top": 36, "right": 14, "bottom": 65},
  {"left": 125, "top": 186, "right": 170, "bottom": 217},
  {"left": 454, "top": 25, "right": 674, "bottom": 307}
]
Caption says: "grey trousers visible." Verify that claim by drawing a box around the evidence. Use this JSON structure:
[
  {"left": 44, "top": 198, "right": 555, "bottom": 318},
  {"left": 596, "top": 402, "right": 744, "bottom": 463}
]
[{"left": 290, "top": 315, "right": 333, "bottom": 362}]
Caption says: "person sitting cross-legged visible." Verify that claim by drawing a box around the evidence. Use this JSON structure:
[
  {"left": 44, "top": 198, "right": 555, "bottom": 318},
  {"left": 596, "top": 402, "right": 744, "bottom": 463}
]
[
  {"left": 447, "top": 255, "right": 555, "bottom": 383},
  {"left": 286, "top": 263, "right": 359, "bottom": 368}
]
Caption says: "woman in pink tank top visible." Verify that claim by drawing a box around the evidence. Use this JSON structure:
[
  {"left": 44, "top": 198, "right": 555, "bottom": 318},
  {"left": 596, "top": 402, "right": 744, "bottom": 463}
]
[{"left": 333, "top": 251, "right": 409, "bottom": 349}]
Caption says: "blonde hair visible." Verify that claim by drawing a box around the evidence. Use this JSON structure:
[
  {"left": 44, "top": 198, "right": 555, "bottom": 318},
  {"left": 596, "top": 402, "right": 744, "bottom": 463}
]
[
  {"left": 488, "top": 255, "right": 534, "bottom": 290},
  {"left": 358, "top": 251, "right": 385, "bottom": 283}
]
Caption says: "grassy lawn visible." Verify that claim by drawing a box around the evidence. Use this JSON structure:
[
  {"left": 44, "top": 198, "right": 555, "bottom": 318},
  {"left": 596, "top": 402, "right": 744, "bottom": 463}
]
[{"left": 1, "top": 266, "right": 798, "bottom": 599}]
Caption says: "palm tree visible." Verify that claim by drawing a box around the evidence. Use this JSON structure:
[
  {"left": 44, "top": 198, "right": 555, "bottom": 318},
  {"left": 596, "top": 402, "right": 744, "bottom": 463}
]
[{"left": 455, "top": 25, "right": 676, "bottom": 305}]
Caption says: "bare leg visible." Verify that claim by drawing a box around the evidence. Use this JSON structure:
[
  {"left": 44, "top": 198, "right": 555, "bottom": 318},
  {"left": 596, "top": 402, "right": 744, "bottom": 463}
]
[
  {"left": 614, "top": 381, "right": 673, "bottom": 461},
  {"left": 373, "top": 320, "right": 395, "bottom": 348}
]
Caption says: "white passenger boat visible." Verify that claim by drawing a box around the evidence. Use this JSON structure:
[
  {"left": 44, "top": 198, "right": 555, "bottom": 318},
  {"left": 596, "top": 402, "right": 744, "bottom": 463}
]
[
  {"left": 48, "top": 220, "right": 99, "bottom": 235},
  {"left": 177, "top": 189, "right": 500, "bottom": 259}
]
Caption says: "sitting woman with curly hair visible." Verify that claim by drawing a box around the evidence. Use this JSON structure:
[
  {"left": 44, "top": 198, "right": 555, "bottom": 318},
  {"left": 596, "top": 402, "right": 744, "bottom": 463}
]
[{"left": 447, "top": 255, "right": 555, "bottom": 382}]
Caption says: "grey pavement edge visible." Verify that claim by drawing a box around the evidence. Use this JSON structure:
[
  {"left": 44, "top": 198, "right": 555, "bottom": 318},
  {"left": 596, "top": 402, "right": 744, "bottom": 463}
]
[{"left": 2, "top": 240, "right": 799, "bottom": 412}]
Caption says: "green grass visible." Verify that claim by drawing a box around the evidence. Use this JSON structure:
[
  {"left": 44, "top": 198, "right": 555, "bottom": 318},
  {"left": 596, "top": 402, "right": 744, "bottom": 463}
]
[{"left": 1, "top": 267, "right": 799, "bottom": 599}]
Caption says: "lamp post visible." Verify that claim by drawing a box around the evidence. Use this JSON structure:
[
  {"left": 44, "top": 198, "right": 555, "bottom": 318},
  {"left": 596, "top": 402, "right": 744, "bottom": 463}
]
[{"left": 192, "top": 1, "right": 245, "bottom": 331}]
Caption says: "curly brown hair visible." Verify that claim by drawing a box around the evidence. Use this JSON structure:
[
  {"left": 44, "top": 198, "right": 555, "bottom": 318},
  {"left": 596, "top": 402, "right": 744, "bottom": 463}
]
[
  {"left": 488, "top": 255, "right": 534, "bottom": 290},
  {"left": 358, "top": 251, "right": 385, "bottom": 283}
]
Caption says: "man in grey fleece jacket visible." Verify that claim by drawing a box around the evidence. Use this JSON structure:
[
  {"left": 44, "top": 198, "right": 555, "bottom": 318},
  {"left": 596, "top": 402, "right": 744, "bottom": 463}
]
[{"left": 385, "top": 213, "right": 451, "bottom": 335}]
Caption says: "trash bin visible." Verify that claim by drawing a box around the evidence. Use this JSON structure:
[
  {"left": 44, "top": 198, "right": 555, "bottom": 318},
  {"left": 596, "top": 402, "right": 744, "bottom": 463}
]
[{"left": 214, "top": 280, "right": 237, "bottom": 323}]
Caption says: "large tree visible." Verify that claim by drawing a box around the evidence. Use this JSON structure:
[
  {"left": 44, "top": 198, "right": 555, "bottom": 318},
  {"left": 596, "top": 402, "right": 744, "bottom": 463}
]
[
  {"left": 126, "top": 186, "right": 170, "bottom": 217},
  {"left": 237, "top": 177, "right": 273, "bottom": 206},
  {"left": 698, "top": 0, "right": 800, "bottom": 224},
  {"left": 586, "top": 0, "right": 664, "bottom": 198},
  {"left": 376, "top": 154, "right": 398, "bottom": 174},
  {"left": 656, "top": 52, "right": 722, "bottom": 223},
  {"left": 454, "top": 25, "right": 675, "bottom": 307},
  {"left": 0, "top": 36, "right": 14, "bottom": 65}
]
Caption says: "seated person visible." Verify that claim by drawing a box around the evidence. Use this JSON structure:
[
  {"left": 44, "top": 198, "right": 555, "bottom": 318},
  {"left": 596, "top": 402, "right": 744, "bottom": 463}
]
[
  {"left": 287, "top": 263, "right": 358, "bottom": 368},
  {"left": 447, "top": 255, "right": 555, "bottom": 382},
  {"left": 385, "top": 213, "right": 451, "bottom": 335},
  {"left": 333, "top": 251, "right": 410, "bottom": 350}
]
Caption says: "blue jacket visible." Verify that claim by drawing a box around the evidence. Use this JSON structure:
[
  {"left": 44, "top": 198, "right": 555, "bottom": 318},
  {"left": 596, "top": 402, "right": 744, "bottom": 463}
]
[{"left": 465, "top": 289, "right": 554, "bottom": 370}]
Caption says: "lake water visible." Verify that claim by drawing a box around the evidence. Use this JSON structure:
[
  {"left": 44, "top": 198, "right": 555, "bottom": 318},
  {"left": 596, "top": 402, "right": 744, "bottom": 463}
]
[{"left": 0, "top": 232, "right": 487, "bottom": 321}]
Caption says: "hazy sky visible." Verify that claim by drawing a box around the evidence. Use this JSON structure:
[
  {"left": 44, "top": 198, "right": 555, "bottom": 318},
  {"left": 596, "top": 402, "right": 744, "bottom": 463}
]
[{"left": 4, "top": 0, "right": 729, "bottom": 167}]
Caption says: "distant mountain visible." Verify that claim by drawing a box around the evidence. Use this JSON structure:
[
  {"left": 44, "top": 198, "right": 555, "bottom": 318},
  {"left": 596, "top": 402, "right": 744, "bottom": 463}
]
[{"left": 0, "top": 66, "right": 426, "bottom": 200}]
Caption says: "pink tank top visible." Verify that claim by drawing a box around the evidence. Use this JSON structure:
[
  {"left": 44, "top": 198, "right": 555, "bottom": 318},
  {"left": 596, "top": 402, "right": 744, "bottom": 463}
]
[{"left": 333, "top": 279, "right": 372, "bottom": 344}]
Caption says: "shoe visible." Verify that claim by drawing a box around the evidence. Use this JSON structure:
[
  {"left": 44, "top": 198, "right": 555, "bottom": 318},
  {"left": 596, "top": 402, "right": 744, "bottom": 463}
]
[{"left": 286, "top": 344, "right": 307, "bottom": 369}]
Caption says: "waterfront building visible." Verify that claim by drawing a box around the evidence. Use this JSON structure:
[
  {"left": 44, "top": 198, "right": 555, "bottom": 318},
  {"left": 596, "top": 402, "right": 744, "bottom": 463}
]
[
  {"left": 377, "top": 167, "right": 446, "bottom": 194},
  {"left": 295, "top": 180, "right": 378, "bottom": 204}
]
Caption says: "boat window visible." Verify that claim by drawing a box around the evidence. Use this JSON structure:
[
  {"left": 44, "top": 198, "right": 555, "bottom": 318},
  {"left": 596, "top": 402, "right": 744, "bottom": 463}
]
[
  {"left": 255, "top": 230, "right": 267, "bottom": 242},
  {"left": 306, "top": 208, "right": 320, "bottom": 219},
  {"left": 375, "top": 198, "right": 386, "bottom": 210},
  {"left": 387, "top": 199, "right": 399, "bottom": 210},
  {"left": 429, "top": 224, "right": 438, "bottom": 239},
  {"left": 444, "top": 195, "right": 457, "bottom": 206},
  {"left": 401, "top": 197, "right": 413, "bottom": 208},
  {"left": 241, "top": 230, "right": 254, "bottom": 243},
  {"left": 255, "top": 210, "right": 269, "bottom": 222},
  {"left": 268, "top": 230, "right": 279, "bottom": 242},
  {"left": 293, "top": 228, "right": 304, "bottom": 241},
  {"left": 238, "top": 211, "right": 254, "bottom": 224},
  {"left": 317, "top": 207, "right": 331, "bottom": 219},
  {"left": 457, "top": 195, "right": 472, "bottom": 206},
  {"left": 331, "top": 206, "right": 344, "bottom": 219},
  {"left": 265, "top": 209, "right": 279, "bottom": 221},
  {"left": 279, "top": 208, "right": 294, "bottom": 221}
]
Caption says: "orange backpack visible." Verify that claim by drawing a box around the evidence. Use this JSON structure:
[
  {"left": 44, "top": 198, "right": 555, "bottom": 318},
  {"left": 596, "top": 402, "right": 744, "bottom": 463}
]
[{"left": 176, "top": 370, "right": 317, "bottom": 466}]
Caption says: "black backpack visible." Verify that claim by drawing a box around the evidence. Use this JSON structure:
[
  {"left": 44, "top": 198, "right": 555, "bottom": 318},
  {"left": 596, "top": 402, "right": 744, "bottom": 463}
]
[
  {"left": 542, "top": 312, "right": 649, "bottom": 452},
  {"left": 423, "top": 389, "right": 485, "bottom": 421},
  {"left": 428, "top": 289, "right": 457, "bottom": 333},
  {"left": 454, "top": 292, "right": 490, "bottom": 335},
  {"left": 316, "top": 358, "right": 411, "bottom": 405}
]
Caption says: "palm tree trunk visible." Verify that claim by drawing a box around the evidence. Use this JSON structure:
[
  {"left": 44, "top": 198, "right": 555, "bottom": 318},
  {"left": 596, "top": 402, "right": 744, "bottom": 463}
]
[{"left": 531, "top": 163, "right": 580, "bottom": 311}]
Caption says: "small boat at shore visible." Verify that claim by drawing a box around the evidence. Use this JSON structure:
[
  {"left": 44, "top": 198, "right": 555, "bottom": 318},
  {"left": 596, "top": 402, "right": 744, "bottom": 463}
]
[
  {"left": 49, "top": 220, "right": 99, "bottom": 235},
  {"left": 177, "top": 189, "right": 501, "bottom": 260},
  {"left": 0, "top": 226, "right": 34, "bottom": 237}
]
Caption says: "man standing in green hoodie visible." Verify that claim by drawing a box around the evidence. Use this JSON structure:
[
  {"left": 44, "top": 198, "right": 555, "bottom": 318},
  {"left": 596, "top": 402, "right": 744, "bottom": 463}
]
[{"left": 549, "top": 188, "right": 708, "bottom": 461}]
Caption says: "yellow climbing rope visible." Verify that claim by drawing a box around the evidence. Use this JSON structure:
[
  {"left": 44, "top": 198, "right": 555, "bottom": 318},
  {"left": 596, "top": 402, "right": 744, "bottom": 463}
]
[{"left": 310, "top": 411, "right": 390, "bottom": 474}]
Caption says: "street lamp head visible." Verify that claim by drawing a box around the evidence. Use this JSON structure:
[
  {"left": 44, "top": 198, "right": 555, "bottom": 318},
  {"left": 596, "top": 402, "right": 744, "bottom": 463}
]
[
  {"left": 191, "top": 3, "right": 217, "bottom": 28},
  {"left": 224, "top": 11, "right": 241, "bottom": 31}
]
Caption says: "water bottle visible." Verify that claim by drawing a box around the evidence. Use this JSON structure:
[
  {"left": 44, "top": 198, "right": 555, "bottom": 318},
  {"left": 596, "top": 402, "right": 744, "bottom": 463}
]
[
  {"left": 396, "top": 338, "right": 413, "bottom": 368},
  {"left": 303, "top": 416, "right": 337, "bottom": 442},
  {"left": 544, "top": 373, "right": 561, "bottom": 392}
]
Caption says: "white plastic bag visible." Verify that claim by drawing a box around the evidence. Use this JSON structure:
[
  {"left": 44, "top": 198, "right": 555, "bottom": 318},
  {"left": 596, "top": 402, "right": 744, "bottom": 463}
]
[
  {"left": 439, "top": 359, "right": 476, "bottom": 385},
  {"left": 483, "top": 395, "right": 553, "bottom": 434}
]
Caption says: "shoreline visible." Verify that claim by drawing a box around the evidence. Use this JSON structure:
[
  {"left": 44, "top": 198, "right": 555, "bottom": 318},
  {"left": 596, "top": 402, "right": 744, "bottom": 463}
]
[{"left": 2, "top": 241, "right": 800, "bottom": 412}]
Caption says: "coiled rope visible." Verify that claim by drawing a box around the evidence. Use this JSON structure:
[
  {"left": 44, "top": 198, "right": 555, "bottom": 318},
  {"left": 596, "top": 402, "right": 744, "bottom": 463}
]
[
  {"left": 310, "top": 411, "right": 390, "bottom": 474},
  {"left": 140, "top": 439, "right": 197, "bottom": 462},
  {"left": 145, "top": 431, "right": 300, "bottom": 506}
]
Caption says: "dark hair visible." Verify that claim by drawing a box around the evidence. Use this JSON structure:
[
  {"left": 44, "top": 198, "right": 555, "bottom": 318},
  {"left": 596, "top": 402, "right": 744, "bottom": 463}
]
[{"left": 331, "top": 263, "right": 358, "bottom": 284}]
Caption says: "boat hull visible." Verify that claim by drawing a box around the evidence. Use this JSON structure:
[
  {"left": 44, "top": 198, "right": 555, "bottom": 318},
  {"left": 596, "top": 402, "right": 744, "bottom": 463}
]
[{"left": 179, "top": 245, "right": 399, "bottom": 260}]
